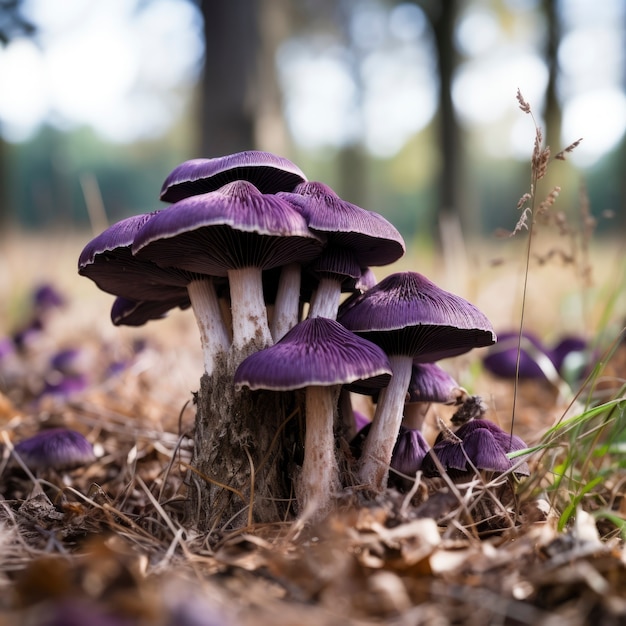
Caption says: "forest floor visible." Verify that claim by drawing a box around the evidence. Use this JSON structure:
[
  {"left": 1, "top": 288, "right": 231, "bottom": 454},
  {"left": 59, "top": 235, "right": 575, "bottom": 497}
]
[{"left": 0, "top": 231, "right": 625, "bottom": 625}]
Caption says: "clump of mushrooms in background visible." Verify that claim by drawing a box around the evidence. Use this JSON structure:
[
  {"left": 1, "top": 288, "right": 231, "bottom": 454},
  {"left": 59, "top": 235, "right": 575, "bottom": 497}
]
[{"left": 79, "top": 150, "right": 528, "bottom": 529}]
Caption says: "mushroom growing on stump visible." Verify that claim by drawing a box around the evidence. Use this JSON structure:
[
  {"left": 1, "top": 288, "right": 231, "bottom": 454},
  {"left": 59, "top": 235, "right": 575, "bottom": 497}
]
[
  {"left": 130, "top": 181, "right": 324, "bottom": 528},
  {"left": 132, "top": 180, "right": 323, "bottom": 365},
  {"left": 78, "top": 212, "right": 230, "bottom": 377},
  {"left": 278, "top": 181, "right": 405, "bottom": 321},
  {"left": 235, "top": 317, "right": 391, "bottom": 520},
  {"left": 160, "top": 150, "right": 307, "bottom": 202},
  {"left": 337, "top": 271, "right": 496, "bottom": 492}
]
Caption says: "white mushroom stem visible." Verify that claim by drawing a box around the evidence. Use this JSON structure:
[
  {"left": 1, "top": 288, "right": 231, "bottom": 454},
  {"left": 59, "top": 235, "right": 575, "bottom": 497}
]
[
  {"left": 228, "top": 266, "right": 273, "bottom": 353},
  {"left": 271, "top": 262, "right": 301, "bottom": 341},
  {"left": 402, "top": 402, "right": 431, "bottom": 431},
  {"left": 187, "top": 278, "right": 231, "bottom": 377},
  {"left": 308, "top": 276, "right": 342, "bottom": 319},
  {"left": 358, "top": 353, "right": 413, "bottom": 492},
  {"left": 298, "top": 385, "right": 341, "bottom": 520}
]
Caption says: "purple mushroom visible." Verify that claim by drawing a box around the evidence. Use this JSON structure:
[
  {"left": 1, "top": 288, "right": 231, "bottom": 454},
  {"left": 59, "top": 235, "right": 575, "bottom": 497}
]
[
  {"left": 278, "top": 181, "right": 405, "bottom": 321},
  {"left": 482, "top": 330, "right": 554, "bottom": 380},
  {"left": 337, "top": 271, "right": 496, "bottom": 491},
  {"left": 110, "top": 295, "right": 191, "bottom": 327},
  {"left": 550, "top": 335, "right": 589, "bottom": 381},
  {"left": 13, "top": 428, "right": 96, "bottom": 472},
  {"left": 234, "top": 317, "right": 392, "bottom": 519},
  {"left": 160, "top": 150, "right": 307, "bottom": 202},
  {"left": 402, "top": 361, "right": 467, "bottom": 431},
  {"left": 422, "top": 418, "right": 529, "bottom": 479},
  {"left": 390, "top": 426, "right": 431, "bottom": 480},
  {"left": 78, "top": 212, "right": 230, "bottom": 376},
  {"left": 33, "top": 283, "right": 66, "bottom": 314},
  {"left": 351, "top": 422, "right": 430, "bottom": 490},
  {"left": 133, "top": 180, "right": 323, "bottom": 361}
]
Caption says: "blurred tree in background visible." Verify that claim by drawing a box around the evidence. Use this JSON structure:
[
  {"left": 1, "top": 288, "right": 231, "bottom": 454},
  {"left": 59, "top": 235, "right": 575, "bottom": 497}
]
[{"left": 0, "top": 0, "right": 623, "bottom": 238}]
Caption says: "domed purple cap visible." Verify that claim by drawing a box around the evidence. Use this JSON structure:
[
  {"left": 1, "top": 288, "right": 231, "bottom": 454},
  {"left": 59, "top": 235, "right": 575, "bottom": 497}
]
[
  {"left": 14, "top": 428, "right": 96, "bottom": 472},
  {"left": 407, "top": 361, "right": 464, "bottom": 404},
  {"left": 422, "top": 419, "right": 529, "bottom": 478},
  {"left": 390, "top": 426, "right": 431, "bottom": 477},
  {"left": 337, "top": 271, "right": 496, "bottom": 361},
  {"left": 279, "top": 181, "right": 405, "bottom": 267},
  {"left": 160, "top": 150, "right": 307, "bottom": 202},
  {"left": 550, "top": 335, "right": 588, "bottom": 375},
  {"left": 234, "top": 317, "right": 392, "bottom": 391},
  {"left": 78, "top": 212, "right": 191, "bottom": 301},
  {"left": 482, "top": 330, "right": 552, "bottom": 380},
  {"left": 133, "top": 180, "right": 323, "bottom": 276}
]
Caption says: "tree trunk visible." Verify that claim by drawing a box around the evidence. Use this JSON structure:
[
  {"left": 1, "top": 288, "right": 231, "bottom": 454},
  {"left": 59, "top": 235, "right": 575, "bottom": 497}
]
[
  {"left": 432, "top": 0, "right": 461, "bottom": 232},
  {"left": 198, "top": 0, "right": 260, "bottom": 157},
  {"left": 543, "top": 0, "right": 561, "bottom": 157},
  {"left": 188, "top": 356, "right": 303, "bottom": 530}
]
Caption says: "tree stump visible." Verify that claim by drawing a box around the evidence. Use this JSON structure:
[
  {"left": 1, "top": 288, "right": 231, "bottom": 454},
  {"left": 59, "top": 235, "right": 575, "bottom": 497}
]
[{"left": 188, "top": 354, "right": 303, "bottom": 531}]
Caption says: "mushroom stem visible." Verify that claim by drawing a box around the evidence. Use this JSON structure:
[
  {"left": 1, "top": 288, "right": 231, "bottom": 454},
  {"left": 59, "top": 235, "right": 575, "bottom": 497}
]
[
  {"left": 298, "top": 385, "right": 341, "bottom": 519},
  {"left": 271, "top": 262, "right": 301, "bottom": 341},
  {"left": 187, "top": 278, "right": 231, "bottom": 376},
  {"left": 402, "top": 402, "right": 431, "bottom": 431},
  {"left": 228, "top": 266, "right": 273, "bottom": 355},
  {"left": 308, "top": 277, "right": 342, "bottom": 319},
  {"left": 358, "top": 353, "right": 413, "bottom": 492}
]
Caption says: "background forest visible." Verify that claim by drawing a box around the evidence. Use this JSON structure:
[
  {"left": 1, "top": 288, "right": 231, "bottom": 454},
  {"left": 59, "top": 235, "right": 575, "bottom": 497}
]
[{"left": 0, "top": 0, "right": 624, "bottom": 241}]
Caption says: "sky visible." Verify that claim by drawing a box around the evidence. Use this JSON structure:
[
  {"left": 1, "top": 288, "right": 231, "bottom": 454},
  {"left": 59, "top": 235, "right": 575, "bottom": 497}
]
[{"left": 0, "top": 0, "right": 624, "bottom": 166}]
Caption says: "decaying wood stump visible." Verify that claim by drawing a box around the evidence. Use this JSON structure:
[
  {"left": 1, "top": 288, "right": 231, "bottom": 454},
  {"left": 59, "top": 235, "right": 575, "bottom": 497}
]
[{"left": 188, "top": 354, "right": 304, "bottom": 530}]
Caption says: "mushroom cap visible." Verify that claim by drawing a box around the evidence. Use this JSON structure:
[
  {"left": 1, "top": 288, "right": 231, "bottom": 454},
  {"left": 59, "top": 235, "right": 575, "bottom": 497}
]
[
  {"left": 78, "top": 212, "right": 192, "bottom": 301},
  {"left": 337, "top": 271, "right": 496, "bottom": 361},
  {"left": 350, "top": 422, "right": 430, "bottom": 477},
  {"left": 407, "top": 361, "right": 464, "bottom": 404},
  {"left": 306, "top": 245, "right": 363, "bottom": 282},
  {"left": 550, "top": 335, "right": 588, "bottom": 375},
  {"left": 234, "top": 317, "right": 392, "bottom": 391},
  {"left": 111, "top": 294, "right": 191, "bottom": 327},
  {"left": 482, "top": 330, "right": 551, "bottom": 380},
  {"left": 13, "top": 428, "right": 96, "bottom": 471},
  {"left": 160, "top": 150, "right": 307, "bottom": 202},
  {"left": 390, "top": 426, "right": 431, "bottom": 477},
  {"left": 33, "top": 283, "right": 66, "bottom": 312},
  {"left": 422, "top": 419, "right": 529, "bottom": 477},
  {"left": 133, "top": 180, "right": 324, "bottom": 276},
  {"left": 278, "top": 181, "right": 405, "bottom": 267}
]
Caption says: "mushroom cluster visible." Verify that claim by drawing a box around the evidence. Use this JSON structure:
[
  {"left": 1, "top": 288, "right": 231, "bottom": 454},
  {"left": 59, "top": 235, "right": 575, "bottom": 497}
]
[{"left": 78, "top": 150, "right": 513, "bottom": 526}]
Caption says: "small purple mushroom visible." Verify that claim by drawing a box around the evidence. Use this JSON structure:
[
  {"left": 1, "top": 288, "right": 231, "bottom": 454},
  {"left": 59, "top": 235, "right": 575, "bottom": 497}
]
[
  {"left": 160, "top": 150, "right": 307, "bottom": 202},
  {"left": 338, "top": 271, "right": 496, "bottom": 491},
  {"left": 234, "top": 317, "right": 391, "bottom": 519},
  {"left": 390, "top": 426, "right": 431, "bottom": 480},
  {"left": 550, "top": 335, "right": 589, "bottom": 381},
  {"left": 422, "top": 418, "right": 529, "bottom": 479},
  {"left": 482, "top": 330, "right": 554, "bottom": 380},
  {"left": 13, "top": 428, "right": 96, "bottom": 472},
  {"left": 33, "top": 283, "right": 66, "bottom": 314},
  {"left": 403, "top": 361, "right": 467, "bottom": 431},
  {"left": 351, "top": 423, "right": 430, "bottom": 490}
]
